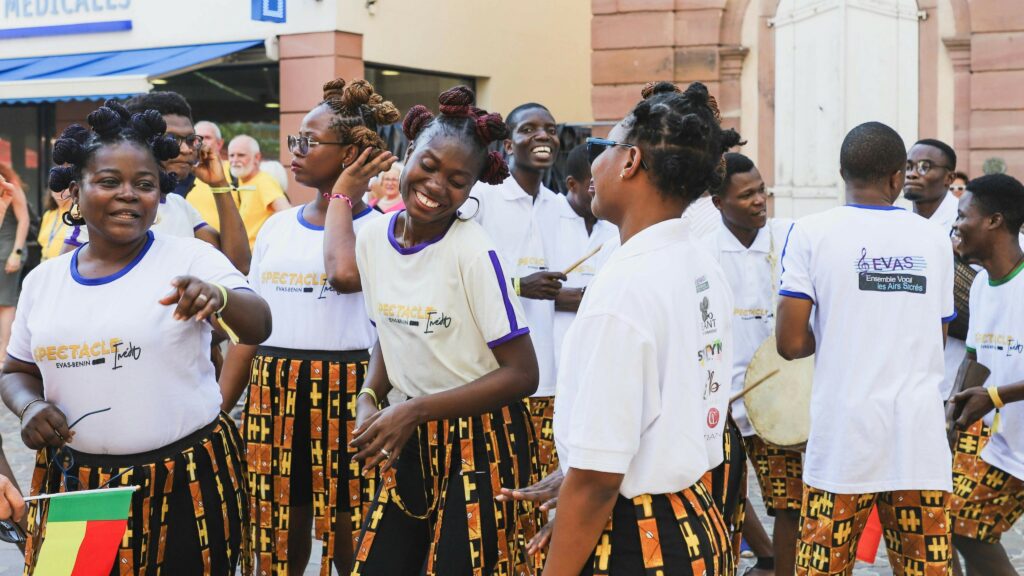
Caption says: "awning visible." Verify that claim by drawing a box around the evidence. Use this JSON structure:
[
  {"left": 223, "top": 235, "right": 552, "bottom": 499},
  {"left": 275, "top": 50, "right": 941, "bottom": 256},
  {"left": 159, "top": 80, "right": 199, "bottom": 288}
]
[{"left": 0, "top": 40, "right": 264, "bottom": 104}]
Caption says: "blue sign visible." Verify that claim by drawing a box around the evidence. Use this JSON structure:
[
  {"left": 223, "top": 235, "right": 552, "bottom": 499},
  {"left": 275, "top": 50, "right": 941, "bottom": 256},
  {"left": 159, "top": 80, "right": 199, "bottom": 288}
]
[{"left": 251, "top": 0, "right": 285, "bottom": 23}]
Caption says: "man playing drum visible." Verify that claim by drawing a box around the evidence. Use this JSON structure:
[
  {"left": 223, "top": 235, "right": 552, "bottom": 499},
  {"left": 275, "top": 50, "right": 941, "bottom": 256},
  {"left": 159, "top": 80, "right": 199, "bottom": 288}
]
[
  {"left": 947, "top": 174, "right": 1024, "bottom": 576},
  {"left": 776, "top": 122, "right": 956, "bottom": 576},
  {"left": 702, "top": 152, "right": 796, "bottom": 576}
]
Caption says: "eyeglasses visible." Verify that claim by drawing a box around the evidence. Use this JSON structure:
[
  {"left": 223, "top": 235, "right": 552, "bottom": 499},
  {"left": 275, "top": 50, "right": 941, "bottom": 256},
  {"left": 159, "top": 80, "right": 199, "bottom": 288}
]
[
  {"left": 0, "top": 520, "right": 25, "bottom": 545},
  {"left": 906, "top": 160, "right": 952, "bottom": 176},
  {"left": 166, "top": 134, "right": 204, "bottom": 150},
  {"left": 950, "top": 184, "right": 966, "bottom": 192},
  {"left": 586, "top": 137, "right": 649, "bottom": 170},
  {"left": 287, "top": 135, "right": 348, "bottom": 155}
]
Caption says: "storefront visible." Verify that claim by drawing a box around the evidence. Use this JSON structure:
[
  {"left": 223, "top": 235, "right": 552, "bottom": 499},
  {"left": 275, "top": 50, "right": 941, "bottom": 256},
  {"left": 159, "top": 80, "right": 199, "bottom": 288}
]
[{"left": 0, "top": 0, "right": 592, "bottom": 208}]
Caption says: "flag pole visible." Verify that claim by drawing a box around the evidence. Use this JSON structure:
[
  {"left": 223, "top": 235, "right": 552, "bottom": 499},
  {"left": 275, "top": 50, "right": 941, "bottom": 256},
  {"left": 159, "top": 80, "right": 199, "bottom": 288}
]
[{"left": 23, "top": 485, "right": 139, "bottom": 503}]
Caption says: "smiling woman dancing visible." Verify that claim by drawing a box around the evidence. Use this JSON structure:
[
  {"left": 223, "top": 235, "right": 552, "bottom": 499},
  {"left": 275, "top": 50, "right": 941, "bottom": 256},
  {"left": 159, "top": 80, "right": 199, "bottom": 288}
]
[
  {"left": 0, "top": 101, "right": 271, "bottom": 575},
  {"left": 323, "top": 85, "right": 542, "bottom": 575}
]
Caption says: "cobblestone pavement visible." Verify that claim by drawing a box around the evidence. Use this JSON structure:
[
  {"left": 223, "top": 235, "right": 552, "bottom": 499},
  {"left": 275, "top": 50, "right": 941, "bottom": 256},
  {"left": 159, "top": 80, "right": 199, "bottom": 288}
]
[{"left": 0, "top": 400, "right": 1020, "bottom": 575}]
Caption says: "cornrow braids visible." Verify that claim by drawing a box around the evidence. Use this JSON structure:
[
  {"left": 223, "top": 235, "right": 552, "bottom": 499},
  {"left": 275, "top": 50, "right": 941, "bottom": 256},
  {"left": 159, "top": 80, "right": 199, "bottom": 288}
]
[
  {"left": 48, "top": 100, "right": 181, "bottom": 204},
  {"left": 319, "top": 78, "right": 400, "bottom": 152},
  {"left": 402, "top": 85, "right": 510, "bottom": 185},
  {"left": 626, "top": 81, "right": 743, "bottom": 202}
]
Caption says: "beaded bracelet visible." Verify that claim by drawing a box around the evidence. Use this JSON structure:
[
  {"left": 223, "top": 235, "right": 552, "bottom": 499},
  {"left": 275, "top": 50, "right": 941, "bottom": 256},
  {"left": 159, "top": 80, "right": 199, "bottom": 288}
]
[{"left": 324, "top": 192, "right": 354, "bottom": 209}]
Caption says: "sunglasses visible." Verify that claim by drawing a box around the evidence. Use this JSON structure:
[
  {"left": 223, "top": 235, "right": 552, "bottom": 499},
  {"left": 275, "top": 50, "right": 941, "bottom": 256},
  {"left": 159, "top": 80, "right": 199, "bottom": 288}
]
[
  {"left": 586, "top": 137, "right": 649, "bottom": 170},
  {"left": 166, "top": 134, "right": 204, "bottom": 151},
  {"left": 0, "top": 519, "right": 25, "bottom": 545},
  {"left": 287, "top": 135, "right": 348, "bottom": 156}
]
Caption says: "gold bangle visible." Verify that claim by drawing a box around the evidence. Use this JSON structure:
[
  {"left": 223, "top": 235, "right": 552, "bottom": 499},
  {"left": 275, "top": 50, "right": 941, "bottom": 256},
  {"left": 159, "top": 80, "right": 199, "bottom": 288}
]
[
  {"left": 18, "top": 398, "right": 44, "bottom": 423},
  {"left": 512, "top": 277, "right": 521, "bottom": 296},
  {"left": 988, "top": 386, "right": 1006, "bottom": 409},
  {"left": 358, "top": 388, "right": 379, "bottom": 406}
]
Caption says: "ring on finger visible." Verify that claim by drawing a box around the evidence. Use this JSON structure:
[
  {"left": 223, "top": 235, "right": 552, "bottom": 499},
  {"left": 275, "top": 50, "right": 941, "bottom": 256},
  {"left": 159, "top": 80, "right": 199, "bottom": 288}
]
[
  {"left": 380, "top": 448, "right": 391, "bottom": 459},
  {"left": 54, "top": 431, "right": 64, "bottom": 442},
  {"left": 195, "top": 293, "right": 209, "bottom": 304}
]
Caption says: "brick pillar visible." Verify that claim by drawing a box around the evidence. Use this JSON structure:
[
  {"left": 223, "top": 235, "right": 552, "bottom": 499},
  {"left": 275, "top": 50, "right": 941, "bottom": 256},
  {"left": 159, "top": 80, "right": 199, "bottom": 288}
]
[
  {"left": 718, "top": 46, "right": 749, "bottom": 134},
  {"left": 943, "top": 37, "right": 971, "bottom": 161},
  {"left": 278, "top": 31, "right": 364, "bottom": 204}
]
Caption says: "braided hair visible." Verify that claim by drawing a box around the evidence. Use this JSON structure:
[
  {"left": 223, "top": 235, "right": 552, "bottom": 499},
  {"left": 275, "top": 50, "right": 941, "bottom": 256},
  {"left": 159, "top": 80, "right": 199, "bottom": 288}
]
[
  {"left": 401, "top": 86, "right": 510, "bottom": 185},
  {"left": 48, "top": 100, "right": 181, "bottom": 225},
  {"left": 625, "top": 81, "right": 743, "bottom": 203},
  {"left": 320, "top": 78, "right": 400, "bottom": 150}
]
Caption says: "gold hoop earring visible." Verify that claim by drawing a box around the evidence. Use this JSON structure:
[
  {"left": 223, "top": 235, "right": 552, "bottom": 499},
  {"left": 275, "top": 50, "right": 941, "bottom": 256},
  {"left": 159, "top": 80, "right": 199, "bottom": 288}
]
[{"left": 70, "top": 202, "right": 82, "bottom": 220}]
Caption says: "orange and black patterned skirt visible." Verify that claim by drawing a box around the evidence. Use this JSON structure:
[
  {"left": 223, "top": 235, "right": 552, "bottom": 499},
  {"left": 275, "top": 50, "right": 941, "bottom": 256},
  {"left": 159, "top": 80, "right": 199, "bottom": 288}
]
[
  {"left": 23, "top": 412, "right": 250, "bottom": 576},
  {"left": 244, "top": 346, "right": 372, "bottom": 576},
  {"left": 583, "top": 480, "right": 734, "bottom": 576},
  {"left": 701, "top": 416, "right": 747, "bottom": 557},
  {"left": 352, "top": 401, "right": 540, "bottom": 576}
]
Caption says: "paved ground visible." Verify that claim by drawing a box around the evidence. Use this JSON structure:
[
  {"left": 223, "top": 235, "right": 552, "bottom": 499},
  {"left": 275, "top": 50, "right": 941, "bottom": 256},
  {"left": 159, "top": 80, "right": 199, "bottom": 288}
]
[{"left": 0, "top": 402, "right": 1021, "bottom": 575}]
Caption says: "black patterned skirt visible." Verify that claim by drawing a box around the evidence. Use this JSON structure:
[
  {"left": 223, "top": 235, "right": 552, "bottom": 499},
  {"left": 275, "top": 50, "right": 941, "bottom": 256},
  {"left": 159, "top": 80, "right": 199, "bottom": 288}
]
[
  {"left": 352, "top": 401, "right": 540, "bottom": 576},
  {"left": 244, "top": 346, "right": 371, "bottom": 576},
  {"left": 24, "top": 412, "right": 250, "bottom": 576}
]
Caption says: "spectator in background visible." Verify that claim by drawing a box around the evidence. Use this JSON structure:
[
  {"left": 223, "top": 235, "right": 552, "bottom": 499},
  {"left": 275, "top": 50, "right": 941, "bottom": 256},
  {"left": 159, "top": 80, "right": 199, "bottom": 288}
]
[
  {"left": 188, "top": 135, "right": 290, "bottom": 248},
  {"left": 368, "top": 161, "right": 404, "bottom": 213},
  {"left": 951, "top": 170, "right": 969, "bottom": 199},
  {"left": 0, "top": 164, "right": 30, "bottom": 363},
  {"left": 195, "top": 120, "right": 225, "bottom": 160},
  {"left": 37, "top": 186, "right": 72, "bottom": 261},
  {"left": 260, "top": 159, "right": 290, "bottom": 192}
]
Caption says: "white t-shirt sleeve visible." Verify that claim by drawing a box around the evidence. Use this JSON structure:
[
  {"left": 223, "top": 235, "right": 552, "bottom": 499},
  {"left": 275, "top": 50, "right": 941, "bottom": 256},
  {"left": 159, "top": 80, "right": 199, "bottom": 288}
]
[
  {"left": 185, "top": 199, "right": 207, "bottom": 232},
  {"left": 565, "top": 313, "right": 651, "bottom": 474},
  {"left": 465, "top": 249, "right": 529, "bottom": 348},
  {"left": 778, "top": 222, "right": 814, "bottom": 301},
  {"left": 355, "top": 230, "right": 376, "bottom": 325},
  {"left": 186, "top": 240, "right": 249, "bottom": 290},
  {"left": 965, "top": 275, "right": 981, "bottom": 353},
  {"left": 939, "top": 246, "right": 956, "bottom": 323},
  {"left": 6, "top": 272, "right": 37, "bottom": 364}
]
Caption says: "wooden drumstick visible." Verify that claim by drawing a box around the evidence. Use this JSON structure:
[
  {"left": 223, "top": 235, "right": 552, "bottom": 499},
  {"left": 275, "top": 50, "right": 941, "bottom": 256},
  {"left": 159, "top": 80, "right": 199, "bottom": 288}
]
[
  {"left": 729, "top": 369, "right": 780, "bottom": 404},
  {"left": 562, "top": 245, "right": 604, "bottom": 276}
]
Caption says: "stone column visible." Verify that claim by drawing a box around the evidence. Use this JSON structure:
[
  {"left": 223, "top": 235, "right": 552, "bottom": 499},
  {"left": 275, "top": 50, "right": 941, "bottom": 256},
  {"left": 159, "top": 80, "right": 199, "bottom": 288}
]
[
  {"left": 718, "top": 45, "right": 750, "bottom": 134},
  {"left": 278, "top": 31, "right": 364, "bottom": 203},
  {"left": 773, "top": 0, "right": 920, "bottom": 217},
  {"left": 942, "top": 36, "right": 971, "bottom": 160}
]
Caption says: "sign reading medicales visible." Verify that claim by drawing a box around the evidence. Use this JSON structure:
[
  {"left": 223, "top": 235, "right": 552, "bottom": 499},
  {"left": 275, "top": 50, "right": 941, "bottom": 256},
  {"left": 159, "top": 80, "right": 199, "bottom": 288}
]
[{"left": 0, "top": 0, "right": 133, "bottom": 39}]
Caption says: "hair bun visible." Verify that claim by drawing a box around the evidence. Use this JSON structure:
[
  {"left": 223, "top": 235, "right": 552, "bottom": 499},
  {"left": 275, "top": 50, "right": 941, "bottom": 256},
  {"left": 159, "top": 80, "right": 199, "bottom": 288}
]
[
  {"left": 60, "top": 124, "right": 90, "bottom": 144},
  {"left": 403, "top": 105, "right": 435, "bottom": 140},
  {"left": 372, "top": 101, "right": 401, "bottom": 125},
  {"left": 641, "top": 81, "right": 681, "bottom": 100},
  {"left": 159, "top": 171, "right": 178, "bottom": 195},
  {"left": 341, "top": 79, "right": 374, "bottom": 108},
  {"left": 438, "top": 85, "right": 475, "bottom": 116},
  {"left": 52, "top": 138, "right": 84, "bottom": 166},
  {"left": 475, "top": 112, "right": 509, "bottom": 144},
  {"left": 480, "top": 151, "right": 510, "bottom": 185},
  {"left": 48, "top": 165, "right": 75, "bottom": 192},
  {"left": 152, "top": 135, "right": 181, "bottom": 162},
  {"left": 682, "top": 82, "right": 710, "bottom": 108},
  {"left": 322, "top": 78, "right": 346, "bottom": 101},
  {"left": 87, "top": 106, "right": 125, "bottom": 138},
  {"left": 103, "top": 100, "right": 132, "bottom": 123},
  {"left": 130, "top": 110, "right": 167, "bottom": 140}
]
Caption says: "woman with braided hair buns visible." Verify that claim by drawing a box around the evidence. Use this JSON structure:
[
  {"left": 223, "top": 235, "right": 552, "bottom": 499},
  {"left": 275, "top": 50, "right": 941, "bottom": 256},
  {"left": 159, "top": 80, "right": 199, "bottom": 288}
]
[
  {"left": 0, "top": 101, "right": 272, "bottom": 575},
  {"left": 538, "top": 81, "right": 740, "bottom": 576},
  {"left": 332, "top": 86, "right": 541, "bottom": 575},
  {"left": 219, "top": 77, "right": 398, "bottom": 576}
]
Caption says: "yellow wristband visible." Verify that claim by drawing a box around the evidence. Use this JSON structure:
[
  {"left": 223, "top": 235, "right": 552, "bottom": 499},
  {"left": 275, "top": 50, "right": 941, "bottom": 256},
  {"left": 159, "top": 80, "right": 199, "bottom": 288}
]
[
  {"left": 988, "top": 386, "right": 1006, "bottom": 409},
  {"left": 358, "top": 387, "right": 379, "bottom": 406},
  {"left": 513, "top": 277, "right": 521, "bottom": 296},
  {"left": 209, "top": 186, "right": 236, "bottom": 194},
  {"left": 211, "top": 283, "right": 238, "bottom": 344}
]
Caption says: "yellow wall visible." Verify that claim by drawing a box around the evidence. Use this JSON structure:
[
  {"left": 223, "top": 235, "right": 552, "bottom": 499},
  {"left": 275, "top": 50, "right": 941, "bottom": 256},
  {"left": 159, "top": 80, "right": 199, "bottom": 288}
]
[{"left": 335, "top": 0, "right": 594, "bottom": 124}]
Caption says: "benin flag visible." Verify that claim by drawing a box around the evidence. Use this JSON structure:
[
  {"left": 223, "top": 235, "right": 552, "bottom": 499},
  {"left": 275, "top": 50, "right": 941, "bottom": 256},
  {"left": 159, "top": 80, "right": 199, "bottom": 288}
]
[{"left": 33, "top": 486, "right": 134, "bottom": 576}]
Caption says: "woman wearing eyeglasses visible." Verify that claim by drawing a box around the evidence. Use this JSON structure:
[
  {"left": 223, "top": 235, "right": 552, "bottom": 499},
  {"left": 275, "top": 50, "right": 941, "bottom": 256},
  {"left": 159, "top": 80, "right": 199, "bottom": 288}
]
[
  {"left": 0, "top": 101, "right": 272, "bottom": 575},
  {"left": 218, "top": 77, "right": 398, "bottom": 576}
]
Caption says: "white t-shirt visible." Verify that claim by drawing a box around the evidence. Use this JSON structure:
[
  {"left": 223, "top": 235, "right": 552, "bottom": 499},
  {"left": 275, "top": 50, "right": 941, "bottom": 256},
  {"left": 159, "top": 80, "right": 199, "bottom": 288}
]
[
  {"left": 926, "top": 192, "right": 959, "bottom": 237},
  {"left": 680, "top": 195, "right": 722, "bottom": 240},
  {"left": 469, "top": 179, "right": 562, "bottom": 397},
  {"left": 966, "top": 262, "right": 1024, "bottom": 481},
  {"left": 779, "top": 205, "right": 955, "bottom": 493},
  {"left": 701, "top": 218, "right": 794, "bottom": 436},
  {"left": 8, "top": 232, "right": 249, "bottom": 455},
  {"left": 249, "top": 205, "right": 378, "bottom": 351},
  {"left": 65, "top": 193, "right": 207, "bottom": 247},
  {"left": 549, "top": 197, "right": 618, "bottom": 373},
  {"left": 555, "top": 218, "right": 734, "bottom": 498},
  {"left": 356, "top": 212, "right": 529, "bottom": 398}
]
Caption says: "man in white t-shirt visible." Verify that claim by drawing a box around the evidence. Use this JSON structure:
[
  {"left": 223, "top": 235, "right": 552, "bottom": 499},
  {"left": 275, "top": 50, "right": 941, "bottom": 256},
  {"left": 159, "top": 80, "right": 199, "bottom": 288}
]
[
  {"left": 777, "top": 122, "right": 955, "bottom": 575},
  {"left": 905, "top": 138, "right": 967, "bottom": 401},
  {"left": 946, "top": 174, "right": 1024, "bottom": 576},
  {"left": 468, "top": 102, "right": 568, "bottom": 476},
  {"left": 702, "top": 152, "right": 795, "bottom": 576}
]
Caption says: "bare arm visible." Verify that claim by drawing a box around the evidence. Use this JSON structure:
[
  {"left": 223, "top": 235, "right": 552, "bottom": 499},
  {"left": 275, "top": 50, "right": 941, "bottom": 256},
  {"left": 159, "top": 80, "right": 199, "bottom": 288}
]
[
  {"left": 325, "top": 148, "right": 396, "bottom": 294},
  {"left": 159, "top": 277, "right": 272, "bottom": 345},
  {"left": 5, "top": 186, "right": 29, "bottom": 274},
  {"left": 542, "top": 468, "right": 623, "bottom": 576},
  {"left": 193, "top": 147, "right": 251, "bottom": 274},
  {"left": 0, "top": 359, "right": 71, "bottom": 451},
  {"left": 351, "top": 334, "right": 539, "bottom": 471},
  {"left": 555, "top": 287, "right": 585, "bottom": 312},
  {"left": 219, "top": 343, "right": 258, "bottom": 412},
  {"left": 776, "top": 295, "right": 815, "bottom": 360}
]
